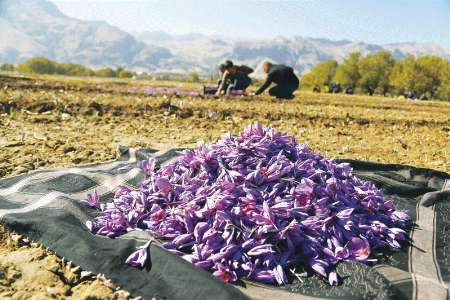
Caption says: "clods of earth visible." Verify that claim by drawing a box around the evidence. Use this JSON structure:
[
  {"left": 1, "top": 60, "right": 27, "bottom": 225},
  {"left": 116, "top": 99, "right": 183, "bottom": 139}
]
[{"left": 0, "top": 75, "right": 449, "bottom": 299}]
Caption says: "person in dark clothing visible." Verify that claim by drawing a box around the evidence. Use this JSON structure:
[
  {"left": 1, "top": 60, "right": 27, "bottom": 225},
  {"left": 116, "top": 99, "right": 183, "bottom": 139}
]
[
  {"left": 216, "top": 60, "right": 253, "bottom": 96},
  {"left": 216, "top": 63, "right": 229, "bottom": 90},
  {"left": 406, "top": 90, "right": 415, "bottom": 99},
  {"left": 254, "top": 62, "right": 299, "bottom": 99},
  {"left": 203, "top": 64, "right": 229, "bottom": 95},
  {"left": 345, "top": 87, "right": 354, "bottom": 95},
  {"left": 328, "top": 82, "right": 342, "bottom": 93},
  {"left": 218, "top": 63, "right": 226, "bottom": 81},
  {"left": 223, "top": 60, "right": 254, "bottom": 76},
  {"left": 226, "top": 70, "right": 252, "bottom": 94}
]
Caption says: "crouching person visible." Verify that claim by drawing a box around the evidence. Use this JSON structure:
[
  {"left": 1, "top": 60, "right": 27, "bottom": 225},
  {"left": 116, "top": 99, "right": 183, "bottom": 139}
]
[
  {"left": 216, "top": 61, "right": 252, "bottom": 96},
  {"left": 254, "top": 62, "right": 299, "bottom": 99}
]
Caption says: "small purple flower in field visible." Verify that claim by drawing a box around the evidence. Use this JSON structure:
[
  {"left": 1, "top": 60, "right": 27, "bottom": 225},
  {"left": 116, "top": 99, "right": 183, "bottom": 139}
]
[
  {"left": 139, "top": 86, "right": 204, "bottom": 97},
  {"left": 127, "top": 85, "right": 252, "bottom": 97},
  {"left": 126, "top": 240, "right": 152, "bottom": 269},
  {"left": 228, "top": 90, "right": 245, "bottom": 97},
  {"left": 87, "top": 122, "right": 410, "bottom": 286},
  {"left": 207, "top": 110, "right": 218, "bottom": 120},
  {"left": 81, "top": 191, "right": 99, "bottom": 209}
]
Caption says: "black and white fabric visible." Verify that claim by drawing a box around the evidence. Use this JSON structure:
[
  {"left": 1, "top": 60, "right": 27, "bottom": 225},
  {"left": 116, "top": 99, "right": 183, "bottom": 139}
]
[{"left": 0, "top": 147, "right": 449, "bottom": 300}]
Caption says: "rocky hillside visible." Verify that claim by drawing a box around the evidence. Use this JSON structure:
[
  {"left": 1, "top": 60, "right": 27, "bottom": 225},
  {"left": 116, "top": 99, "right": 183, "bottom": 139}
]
[{"left": 1, "top": 0, "right": 449, "bottom": 75}]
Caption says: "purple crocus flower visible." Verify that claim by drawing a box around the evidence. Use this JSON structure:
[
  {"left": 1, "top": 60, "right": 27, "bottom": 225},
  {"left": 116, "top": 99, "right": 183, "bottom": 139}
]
[
  {"left": 310, "top": 259, "right": 328, "bottom": 277},
  {"left": 328, "top": 270, "right": 341, "bottom": 286},
  {"left": 212, "top": 263, "right": 238, "bottom": 283},
  {"left": 348, "top": 238, "right": 371, "bottom": 262},
  {"left": 81, "top": 191, "right": 100, "bottom": 209},
  {"left": 273, "top": 265, "right": 288, "bottom": 285},
  {"left": 126, "top": 240, "right": 152, "bottom": 269},
  {"left": 140, "top": 158, "right": 156, "bottom": 177},
  {"left": 391, "top": 210, "right": 410, "bottom": 225},
  {"left": 155, "top": 178, "right": 173, "bottom": 195},
  {"left": 249, "top": 269, "right": 275, "bottom": 284},
  {"left": 334, "top": 246, "right": 350, "bottom": 260},
  {"left": 247, "top": 244, "right": 274, "bottom": 256}
]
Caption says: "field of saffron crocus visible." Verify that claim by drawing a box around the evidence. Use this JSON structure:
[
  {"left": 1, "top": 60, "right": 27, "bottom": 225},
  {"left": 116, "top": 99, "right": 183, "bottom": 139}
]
[{"left": 0, "top": 74, "right": 449, "bottom": 299}]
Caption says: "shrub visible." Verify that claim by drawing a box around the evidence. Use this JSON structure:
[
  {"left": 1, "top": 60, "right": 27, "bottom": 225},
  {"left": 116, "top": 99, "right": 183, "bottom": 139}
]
[
  {"left": 117, "top": 70, "right": 133, "bottom": 78},
  {"left": 95, "top": 67, "right": 116, "bottom": 78},
  {"left": 0, "top": 64, "right": 15, "bottom": 72},
  {"left": 17, "top": 57, "right": 56, "bottom": 74}
]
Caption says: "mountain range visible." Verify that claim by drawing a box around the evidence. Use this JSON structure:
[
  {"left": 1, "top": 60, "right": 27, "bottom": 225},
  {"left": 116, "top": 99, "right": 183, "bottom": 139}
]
[{"left": 1, "top": 0, "right": 449, "bottom": 77}]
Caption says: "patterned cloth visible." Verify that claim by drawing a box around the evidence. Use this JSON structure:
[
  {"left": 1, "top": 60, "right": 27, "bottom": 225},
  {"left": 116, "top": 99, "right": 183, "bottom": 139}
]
[{"left": 0, "top": 147, "right": 449, "bottom": 300}]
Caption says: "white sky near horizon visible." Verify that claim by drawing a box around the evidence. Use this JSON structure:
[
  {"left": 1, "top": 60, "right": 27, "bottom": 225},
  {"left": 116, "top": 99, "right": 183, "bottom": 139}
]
[{"left": 51, "top": 0, "right": 450, "bottom": 46}]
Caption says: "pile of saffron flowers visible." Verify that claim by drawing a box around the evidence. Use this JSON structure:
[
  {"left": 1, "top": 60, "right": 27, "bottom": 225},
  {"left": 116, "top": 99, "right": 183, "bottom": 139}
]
[
  {"left": 85, "top": 123, "right": 409, "bottom": 286},
  {"left": 139, "top": 86, "right": 202, "bottom": 96},
  {"left": 127, "top": 86, "right": 245, "bottom": 97}
]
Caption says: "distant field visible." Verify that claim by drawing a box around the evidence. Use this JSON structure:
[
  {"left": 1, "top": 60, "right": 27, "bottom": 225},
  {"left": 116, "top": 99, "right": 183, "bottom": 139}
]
[
  {"left": 0, "top": 74, "right": 449, "bottom": 299},
  {"left": 1, "top": 74, "right": 449, "bottom": 179},
  {"left": 0, "top": 77, "right": 450, "bottom": 176}
]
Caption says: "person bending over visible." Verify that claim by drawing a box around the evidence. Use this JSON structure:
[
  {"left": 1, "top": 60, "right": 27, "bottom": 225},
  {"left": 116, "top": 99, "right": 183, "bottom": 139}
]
[
  {"left": 216, "top": 61, "right": 253, "bottom": 96},
  {"left": 254, "top": 62, "right": 299, "bottom": 99},
  {"left": 217, "top": 64, "right": 228, "bottom": 87}
]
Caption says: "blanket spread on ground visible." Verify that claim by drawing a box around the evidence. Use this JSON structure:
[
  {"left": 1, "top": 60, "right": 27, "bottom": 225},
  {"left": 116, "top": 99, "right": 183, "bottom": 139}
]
[{"left": 0, "top": 147, "right": 449, "bottom": 300}]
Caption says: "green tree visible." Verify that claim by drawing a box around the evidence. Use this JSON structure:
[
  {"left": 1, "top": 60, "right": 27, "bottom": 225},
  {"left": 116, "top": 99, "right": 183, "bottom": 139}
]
[
  {"left": 0, "top": 63, "right": 15, "bottom": 72},
  {"left": 17, "top": 57, "right": 56, "bottom": 74},
  {"left": 358, "top": 51, "right": 395, "bottom": 95},
  {"left": 414, "top": 56, "right": 447, "bottom": 98},
  {"left": 187, "top": 71, "right": 200, "bottom": 83},
  {"left": 55, "top": 63, "right": 95, "bottom": 76},
  {"left": 389, "top": 55, "right": 416, "bottom": 96},
  {"left": 301, "top": 60, "right": 338, "bottom": 89},
  {"left": 391, "top": 55, "right": 449, "bottom": 99},
  {"left": 117, "top": 70, "right": 133, "bottom": 78},
  {"left": 334, "top": 52, "right": 361, "bottom": 89},
  {"left": 95, "top": 67, "right": 116, "bottom": 78},
  {"left": 437, "top": 60, "right": 450, "bottom": 100}
]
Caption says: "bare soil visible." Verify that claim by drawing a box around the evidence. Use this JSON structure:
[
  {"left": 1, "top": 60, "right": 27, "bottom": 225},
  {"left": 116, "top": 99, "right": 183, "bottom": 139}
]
[{"left": 0, "top": 75, "right": 449, "bottom": 299}]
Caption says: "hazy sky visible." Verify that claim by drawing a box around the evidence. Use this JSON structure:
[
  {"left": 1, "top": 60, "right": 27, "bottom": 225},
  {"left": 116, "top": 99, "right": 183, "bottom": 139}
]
[{"left": 52, "top": 0, "right": 450, "bottom": 46}]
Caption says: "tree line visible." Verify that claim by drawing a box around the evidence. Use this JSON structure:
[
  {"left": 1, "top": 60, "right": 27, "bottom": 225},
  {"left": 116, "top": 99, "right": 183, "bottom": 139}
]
[
  {"left": 2, "top": 54, "right": 449, "bottom": 100},
  {"left": 301, "top": 51, "right": 450, "bottom": 100},
  {"left": 0, "top": 57, "right": 205, "bottom": 82},
  {"left": 0, "top": 57, "right": 134, "bottom": 78}
]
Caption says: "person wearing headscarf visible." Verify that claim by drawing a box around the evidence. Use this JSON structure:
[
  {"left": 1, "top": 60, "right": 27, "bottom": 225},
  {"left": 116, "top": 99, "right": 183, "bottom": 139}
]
[{"left": 216, "top": 60, "right": 253, "bottom": 96}]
